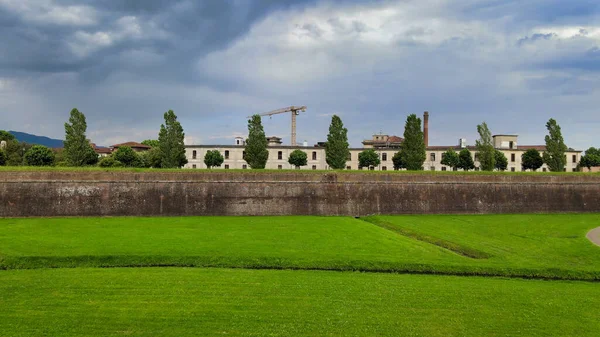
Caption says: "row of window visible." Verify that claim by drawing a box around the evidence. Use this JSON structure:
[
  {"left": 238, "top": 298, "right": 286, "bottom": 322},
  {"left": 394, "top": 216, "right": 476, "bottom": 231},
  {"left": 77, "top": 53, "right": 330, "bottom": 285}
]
[{"left": 191, "top": 150, "right": 320, "bottom": 161}]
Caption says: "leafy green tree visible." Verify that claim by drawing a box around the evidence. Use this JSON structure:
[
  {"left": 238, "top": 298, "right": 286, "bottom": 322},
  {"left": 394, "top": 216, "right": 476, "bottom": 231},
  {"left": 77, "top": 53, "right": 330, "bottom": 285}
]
[
  {"left": 400, "top": 114, "right": 426, "bottom": 170},
  {"left": 63, "top": 108, "right": 98, "bottom": 166},
  {"left": 288, "top": 149, "right": 308, "bottom": 168},
  {"left": 24, "top": 145, "right": 55, "bottom": 166},
  {"left": 476, "top": 122, "right": 495, "bottom": 171},
  {"left": 325, "top": 115, "right": 350, "bottom": 170},
  {"left": 204, "top": 150, "right": 224, "bottom": 169},
  {"left": 522, "top": 149, "right": 544, "bottom": 171},
  {"left": 441, "top": 149, "right": 459, "bottom": 169},
  {"left": 244, "top": 115, "right": 269, "bottom": 169},
  {"left": 358, "top": 149, "right": 381, "bottom": 169},
  {"left": 579, "top": 147, "right": 600, "bottom": 170},
  {"left": 0, "top": 149, "right": 6, "bottom": 166},
  {"left": 392, "top": 151, "right": 404, "bottom": 170},
  {"left": 139, "top": 147, "right": 162, "bottom": 168},
  {"left": 158, "top": 110, "right": 187, "bottom": 168},
  {"left": 98, "top": 156, "right": 123, "bottom": 168},
  {"left": 494, "top": 150, "right": 508, "bottom": 171},
  {"left": 141, "top": 139, "right": 160, "bottom": 148},
  {"left": 0, "top": 130, "right": 16, "bottom": 142},
  {"left": 543, "top": 118, "right": 568, "bottom": 172},
  {"left": 113, "top": 146, "right": 142, "bottom": 167},
  {"left": 457, "top": 149, "right": 475, "bottom": 171}
]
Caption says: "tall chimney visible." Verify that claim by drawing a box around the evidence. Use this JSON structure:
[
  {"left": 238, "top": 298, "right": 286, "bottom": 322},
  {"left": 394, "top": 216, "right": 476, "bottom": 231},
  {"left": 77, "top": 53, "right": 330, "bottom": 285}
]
[{"left": 423, "top": 111, "right": 429, "bottom": 148}]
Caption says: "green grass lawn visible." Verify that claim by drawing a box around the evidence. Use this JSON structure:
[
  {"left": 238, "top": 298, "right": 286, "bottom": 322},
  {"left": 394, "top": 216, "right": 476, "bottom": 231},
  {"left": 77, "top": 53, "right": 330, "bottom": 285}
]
[
  {"left": 1, "top": 268, "right": 599, "bottom": 337},
  {"left": 369, "top": 214, "right": 600, "bottom": 276},
  {"left": 1, "top": 215, "right": 599, "bottom": 280},
  {"left": 0, "top": 216, "right": 466, "bottom": 271}
]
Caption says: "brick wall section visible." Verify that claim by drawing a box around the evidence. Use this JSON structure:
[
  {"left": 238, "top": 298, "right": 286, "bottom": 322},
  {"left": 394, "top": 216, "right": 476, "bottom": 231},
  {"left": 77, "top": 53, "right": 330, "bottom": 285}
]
[{"left": 1, "top": 171, "right": 599, "bottom": 217}]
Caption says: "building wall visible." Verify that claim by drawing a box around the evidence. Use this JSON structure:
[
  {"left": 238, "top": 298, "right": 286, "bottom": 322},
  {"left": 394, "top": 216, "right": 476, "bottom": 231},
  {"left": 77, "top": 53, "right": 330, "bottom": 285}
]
[
  {"left": 184, "top": 146, "right": 581, "bottom": 172},
  {"left": 2, "top": 171, "right": 599, "bottom": 217}
]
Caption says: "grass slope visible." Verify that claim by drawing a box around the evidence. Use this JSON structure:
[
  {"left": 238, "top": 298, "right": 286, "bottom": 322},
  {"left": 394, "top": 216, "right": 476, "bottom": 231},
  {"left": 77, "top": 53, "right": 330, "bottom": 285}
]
[
  {"left": 1, "top": 215, "right": 600, "bottom": 280},
  {"left": 370, "top": 214, "right": 600, "bottom": 279},
  {"left": 1, "top": 268, "right": 599, "bottom": 337},
  {"left": 0, "top": 216, "right": 466, "bottom": 271}
]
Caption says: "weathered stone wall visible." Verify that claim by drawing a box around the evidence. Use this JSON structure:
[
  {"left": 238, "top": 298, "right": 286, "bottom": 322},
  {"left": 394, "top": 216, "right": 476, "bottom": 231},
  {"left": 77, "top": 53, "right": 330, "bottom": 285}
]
[{"left": 1, "top": 171, "right": 599, "bottom": 217}]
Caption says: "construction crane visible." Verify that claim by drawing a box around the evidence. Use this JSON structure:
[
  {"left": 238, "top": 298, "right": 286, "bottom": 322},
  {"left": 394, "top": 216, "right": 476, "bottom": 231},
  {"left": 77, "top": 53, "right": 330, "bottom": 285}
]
[{"left": 247, "top": 106, "right": 307, "bottom": 146}]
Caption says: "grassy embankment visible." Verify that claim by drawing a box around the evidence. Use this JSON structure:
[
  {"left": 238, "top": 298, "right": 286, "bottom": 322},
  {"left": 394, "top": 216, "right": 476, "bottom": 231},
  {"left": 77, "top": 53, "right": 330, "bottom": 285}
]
[
  {"left": 1, "top": 165, "right": 598, "bottom": 175},
  {"left": 1, "top": 214, "right": 599, "bottom": 280},
  {"left": 1, "top": 268, "right": 599, "bottom": 337}
]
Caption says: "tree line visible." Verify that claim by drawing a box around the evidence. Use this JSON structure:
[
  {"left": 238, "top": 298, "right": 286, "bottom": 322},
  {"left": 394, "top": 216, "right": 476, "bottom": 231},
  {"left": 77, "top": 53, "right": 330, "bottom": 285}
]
[
  {"left": 0, "top": 108, "right": 596, "bottom": 172},
  {"left": 0, "top": 108, "right": 187, "bottom": 168},
  {"left": 241, "top": 114, "right": 584, "bottom": 172}
]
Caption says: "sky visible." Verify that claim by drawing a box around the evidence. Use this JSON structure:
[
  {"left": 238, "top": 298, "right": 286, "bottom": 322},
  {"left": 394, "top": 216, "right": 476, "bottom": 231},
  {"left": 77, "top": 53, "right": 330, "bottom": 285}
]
[{"left": 0, "top": 0, "right": 599, "bottom": 149}]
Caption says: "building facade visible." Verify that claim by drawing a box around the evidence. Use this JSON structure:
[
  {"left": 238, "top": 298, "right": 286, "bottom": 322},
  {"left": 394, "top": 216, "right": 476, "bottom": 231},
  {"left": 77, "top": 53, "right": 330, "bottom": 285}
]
[{"left": 184, "top": 112, "right": 581, "bottom": 172}]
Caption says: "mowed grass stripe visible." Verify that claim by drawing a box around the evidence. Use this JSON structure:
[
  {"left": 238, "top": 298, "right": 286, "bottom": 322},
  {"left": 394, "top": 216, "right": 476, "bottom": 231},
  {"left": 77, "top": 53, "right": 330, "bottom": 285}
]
[
  {"left": 0, "top": 215, "right": 465, "bottom": 266},
  {"left": 361, "top": 216, "right": 491, "bottom": 259},
  {"left": 1, "top": 215, "right": 600, "bottom": 280},
  {"left": 1, "top": 268, "right": 599, "bottom": 337}
]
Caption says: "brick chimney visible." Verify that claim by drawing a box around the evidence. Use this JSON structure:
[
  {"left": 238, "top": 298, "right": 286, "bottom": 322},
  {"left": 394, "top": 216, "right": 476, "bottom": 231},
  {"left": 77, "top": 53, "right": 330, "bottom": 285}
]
[{"left": 423, "top": 111, "right": 429, "bottom": 148}]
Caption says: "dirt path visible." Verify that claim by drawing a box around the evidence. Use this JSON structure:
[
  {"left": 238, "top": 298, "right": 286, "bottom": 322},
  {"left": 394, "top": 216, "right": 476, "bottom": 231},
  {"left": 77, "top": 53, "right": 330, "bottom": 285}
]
[{"left": 586, "top": 227, "right": 600, "bottom": 247}]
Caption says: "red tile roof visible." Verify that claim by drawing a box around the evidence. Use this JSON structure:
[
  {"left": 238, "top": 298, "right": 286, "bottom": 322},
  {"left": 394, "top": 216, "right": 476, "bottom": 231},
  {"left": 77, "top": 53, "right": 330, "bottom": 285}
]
[
  {"left": 387, "top": 136, "right": 404, "bottom": 143},
  {"left": 111, "top": 142, "right": 151, "bottom": 149}
]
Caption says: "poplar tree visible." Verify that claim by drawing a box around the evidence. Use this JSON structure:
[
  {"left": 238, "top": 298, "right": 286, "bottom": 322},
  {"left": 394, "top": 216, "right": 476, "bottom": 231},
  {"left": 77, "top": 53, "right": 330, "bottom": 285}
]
[
  {"left": 325, "top": 115, "right": 350, "bottom": 170},
  {"left": 158, "top": 110, "right": 187, "bottom": 168},
  {"left": 244, "top": 114, "right": 269, "bottom": 169},
  {"left": 63, "top": 108, "right": 98, "bottom": 166},
  {"left": 400, "top": 114, "right": 426, "bottom": 170},
  {"left": 543, "top": 118, "right": 567, "bottom": 172},
  {"left": 476, "top": 122, "right": 495, "bottom": 171}
]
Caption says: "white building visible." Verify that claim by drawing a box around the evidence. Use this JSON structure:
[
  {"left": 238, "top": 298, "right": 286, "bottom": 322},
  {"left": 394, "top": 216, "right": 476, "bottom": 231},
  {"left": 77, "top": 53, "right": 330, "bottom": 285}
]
[{"left": 184, "top": 113, "right": 581, "bottom": 172}]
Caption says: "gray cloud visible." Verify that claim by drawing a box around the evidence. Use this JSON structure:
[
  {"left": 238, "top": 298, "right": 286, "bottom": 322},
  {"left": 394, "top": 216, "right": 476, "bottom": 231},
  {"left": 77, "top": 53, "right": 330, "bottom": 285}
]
[{"left": 0, "top": 0, "right": 599, "bottom": 151}]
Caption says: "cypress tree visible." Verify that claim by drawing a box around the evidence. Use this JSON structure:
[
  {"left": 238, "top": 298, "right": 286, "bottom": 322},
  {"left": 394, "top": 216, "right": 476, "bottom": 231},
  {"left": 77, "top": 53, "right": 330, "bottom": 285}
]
[
  {"left": 63, "top": 108, "right": 98, "bottom": 166},
  {"left": 400, "top": 114, "right": 426, "bottom": 170},
  {"left": 158, "top": 110, "right": 187, "bottom": 168},
  {"left": 245, "top": 115, "right": 269, "bottom": 169},
  {"left": 476, "top": 122, "right": 495, "bottom": 171},
  {"left": 325, "top": 115, "right": 350, "bottom": 170},
  {"left": 543, "top": 118, "right": 567, "bottom": 172}
]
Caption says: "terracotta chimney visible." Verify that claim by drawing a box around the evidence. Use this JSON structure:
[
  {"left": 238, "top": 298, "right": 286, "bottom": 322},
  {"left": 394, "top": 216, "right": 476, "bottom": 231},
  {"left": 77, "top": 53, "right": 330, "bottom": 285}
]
[{"left": 423, "top": 111, "right": 429, "bottom": 148}]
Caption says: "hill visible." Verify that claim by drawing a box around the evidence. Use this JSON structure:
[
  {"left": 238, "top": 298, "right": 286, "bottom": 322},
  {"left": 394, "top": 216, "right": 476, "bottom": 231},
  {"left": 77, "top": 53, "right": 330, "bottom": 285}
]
[{"left": 8, "top": 131, "right": 63, "bottom": 148}]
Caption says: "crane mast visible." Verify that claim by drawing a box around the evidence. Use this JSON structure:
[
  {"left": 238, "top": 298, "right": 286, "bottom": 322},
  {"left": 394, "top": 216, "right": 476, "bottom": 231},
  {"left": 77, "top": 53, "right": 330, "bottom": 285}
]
[{"left": 247, "top": 106, "right": 307, "bottom": 146}]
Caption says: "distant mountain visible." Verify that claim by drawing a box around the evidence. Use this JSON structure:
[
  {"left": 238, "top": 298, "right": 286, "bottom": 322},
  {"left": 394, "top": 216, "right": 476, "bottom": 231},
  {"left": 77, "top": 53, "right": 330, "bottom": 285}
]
[{"left": 9, "top": 131, "right": 64, "bottom": 148}]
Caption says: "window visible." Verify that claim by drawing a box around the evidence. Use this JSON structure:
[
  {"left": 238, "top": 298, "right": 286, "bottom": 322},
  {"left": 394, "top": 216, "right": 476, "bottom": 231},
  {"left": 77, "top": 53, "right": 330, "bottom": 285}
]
[
  {"left": 346, "top": 166, "right": 351, "bottom": 170},
  {"left": 509, "top": 141, "right": 514, "bottom": 149},
  {"left": 278, "top": 151, "right": 283, "bottom": 160},
  {"left": 543, "top": 168, "right": 547, "bottom": 172},
  {"left": 382, "top": 153, "right": 387, "bottom": 161},
  {"left": 453, "top": 167, "right": 458, "bottom": 171},
  {"left": 474, "top": 153, "right": 479, "bottom": 161},
  {"left": 511, "top": 153, "right": 515, "bottom": 162},
  {"left": 242, "top": 151, "right": 246, "bottom": 160},
  {"left": 430, "top": 153, "right": 436, "bottom": 162},
  {"left": 347, "top": 153, "right": 351, "bottom": 161},
  {"left": 242, "top": 164, "right": 247, "bottom": 169},
  {"left": 430, "top": 166, "right": 435, "bottom": 171},
  {"left": 192, "top": 164, "right": 197, "bottom": 169},
  {"left": 511, "top": 167, "right": 515, "bottom": 172},
  {"left": 563, "top": 168, "right": 567, "bottom": 172},
  {"left": 442, "top": 167, "right": 447, "bottom": 171},
  {"left": 192, "top": 150, "right": 197, "bottom": 159},
  {"left": 572, "top": 155, "right": 577, "bottom": 163},
  {"left": 278, "top": 165, "right": 282, "bottom": 169},
  {"left": 382, "top": 166, "right": 387, "bottom": 171},
  {"left": 225, "top": 164, "right": 229, "bottom": 169},
  {"left": 312, "top": 152, "right": 317, "bottom": 160},
  {"left": 369, "top": 166, "right": 375, "bottom": 171},
  {"left": 312, "top": 165, "right": 317, "bottom": 170},
  {"left": 224, "top": 150, "right": 229, "bottom": 159}
]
